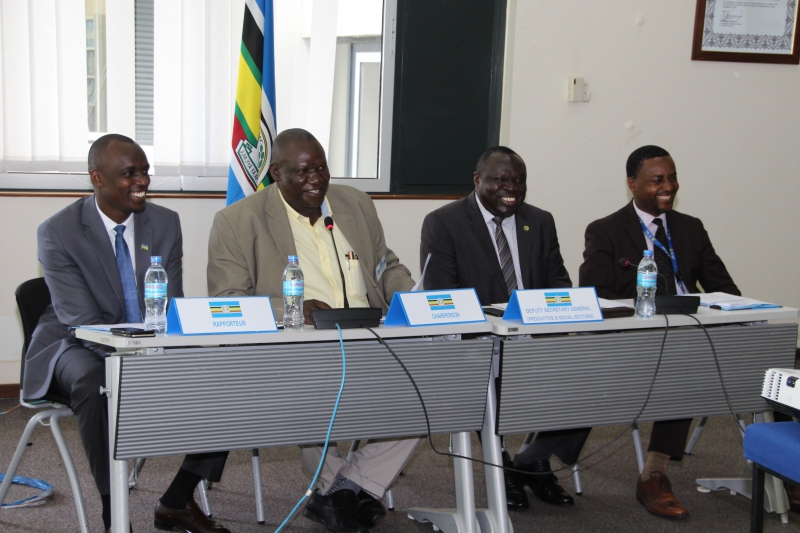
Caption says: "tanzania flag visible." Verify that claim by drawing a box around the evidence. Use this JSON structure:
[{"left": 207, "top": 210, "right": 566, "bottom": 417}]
[
  {"left": 545, "top": 292, "right": 572, "bottom": 307},
  {"left": 427, "top": 295, "right": 455, "bottom": 310},
  {"left": 226, "top": 0, "right": 277, "bottom": 205},
  {"left": 209, "top": 301, "right": 243, "bottom": 318}
]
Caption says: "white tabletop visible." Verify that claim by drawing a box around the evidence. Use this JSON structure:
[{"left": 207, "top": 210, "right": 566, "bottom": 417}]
[
  {"left": 489, "top": 301, "right": 798, "bottom": 335},
  {"left": 74, "top": 320, "right": 495, "bottom": 351}
]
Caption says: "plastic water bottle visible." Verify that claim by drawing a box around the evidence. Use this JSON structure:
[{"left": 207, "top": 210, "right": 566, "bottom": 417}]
[
  {"left": 635, "top": 250, "right": 657, "bottom": 319},
  {"left": 283, "top": 255, "right": 304, "bottom": 332},
  {"left": 144, "top": 256, "right": 168, "bottom": 333}
]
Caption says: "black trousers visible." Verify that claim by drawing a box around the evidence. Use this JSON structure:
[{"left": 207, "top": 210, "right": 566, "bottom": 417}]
[
  {"left": 53, "top": 345, "right": 228, "bottom": 495},
  {"left": 648, "top": 418, "right": 693, "bottom": 460},
  {"left": 512, "top": 427, "right": 592, "bottom": 467}
]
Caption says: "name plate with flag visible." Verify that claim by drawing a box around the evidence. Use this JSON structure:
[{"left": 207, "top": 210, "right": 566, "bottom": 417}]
[
  {"left": 384, "top": 289, "right": 486, "bottom": 327},
  {"left": 502, "top": 288, "right": 603, "bottom": 325},
  {"left": 166, "top": 297, "right": 278, "bottom": 335}
]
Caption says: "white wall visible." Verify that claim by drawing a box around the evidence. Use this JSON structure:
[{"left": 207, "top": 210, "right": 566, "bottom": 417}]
[
  {"left": 0, "top": 196, "right": 448, "bottom": 384},
  {"left": 501, "top": 0, "right": 800, "bottom": 317}
]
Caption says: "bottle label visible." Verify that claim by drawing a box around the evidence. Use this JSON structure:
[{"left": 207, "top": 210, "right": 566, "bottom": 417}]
[
  {"left": 283, "top": 280, "right": 304, "bottom": 296},
  {"left": 637, "top": 272, "right": 657, "bottom": 289},
  {"left": 144, "top": 282, "right": 167, "bottom": 299}
]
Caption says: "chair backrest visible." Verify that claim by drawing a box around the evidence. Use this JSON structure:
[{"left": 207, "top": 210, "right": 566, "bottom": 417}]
[{"left": 15, "top": 277, "right": 52, "bottom": 385}]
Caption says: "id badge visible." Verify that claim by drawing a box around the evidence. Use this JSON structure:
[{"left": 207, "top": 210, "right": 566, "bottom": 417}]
[{"left": 375, "top": 255, "right": 386, "bottom": 282}]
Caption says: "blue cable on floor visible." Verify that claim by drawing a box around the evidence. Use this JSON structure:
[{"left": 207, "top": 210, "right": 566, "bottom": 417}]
[
  {"left": 0, "top": 474, "right": 54, "bottom": 507},
  {"left": 273, "top": 324, "right": 347, "bottom": 533}
]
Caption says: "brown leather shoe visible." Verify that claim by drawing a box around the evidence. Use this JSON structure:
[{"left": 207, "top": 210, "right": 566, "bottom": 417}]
[
  {"left": 786, "top": 482, "right": 800, "bottom": 513},
  {"left": 154, "top": 499, "right": 231, "bottom": 532},
  {"left": 636, "top": 472, "right": 689, "bottom": 519}
]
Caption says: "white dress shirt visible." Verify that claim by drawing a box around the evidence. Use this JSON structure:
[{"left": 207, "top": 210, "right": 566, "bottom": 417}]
[
  {"left": 476, "top": 197, "right": 525, "bottom": 290},
  {"left": 95, "top": 200, "right": 137, "bottom": 284},
  {"left": 632, "top": 201, "right": 683, "bottom": 294}
]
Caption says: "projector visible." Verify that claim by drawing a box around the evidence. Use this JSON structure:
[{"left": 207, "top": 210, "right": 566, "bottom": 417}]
[{"left": 761, "top": 368, "right": 800, "bottom": 419}]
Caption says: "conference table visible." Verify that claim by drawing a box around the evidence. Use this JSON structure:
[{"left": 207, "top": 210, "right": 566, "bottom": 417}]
[
  {"left": 77, "top": 303, "right": 798, "bottom": 533},
  {"left": 76, "top": 322, "right": 496, "bottom": 533},
  {"left": 466, "top": 304, "right": 798, "bottom": 533}
]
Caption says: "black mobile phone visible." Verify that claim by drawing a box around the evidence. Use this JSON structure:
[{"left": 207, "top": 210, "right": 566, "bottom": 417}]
[
  {"left": 110, "top": 327, "right": 156, "bottom": 337},
  {"left": 482, "top": 307, "right": 505, "bottom": 317}
]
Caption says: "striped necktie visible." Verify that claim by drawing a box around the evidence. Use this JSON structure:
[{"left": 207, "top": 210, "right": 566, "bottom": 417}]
[
  {"left": 114, "top": 225, "right": 142, "bottom": 323},
  {"left": 492, "top": 216, "right": 518, "bottom": 295}
]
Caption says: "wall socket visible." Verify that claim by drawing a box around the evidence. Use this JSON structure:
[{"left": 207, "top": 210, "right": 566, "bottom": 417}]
[{"left": 568, "top": 77, "right": 590, "bottom": 102}]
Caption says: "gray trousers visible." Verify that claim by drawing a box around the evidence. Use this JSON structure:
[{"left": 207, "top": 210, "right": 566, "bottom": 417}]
[
  {"left": 52, "top": 345, "right": 228, "bottom": 495},
  {"left": 301, "top": 437, "right": 423, "bottom": 498}
]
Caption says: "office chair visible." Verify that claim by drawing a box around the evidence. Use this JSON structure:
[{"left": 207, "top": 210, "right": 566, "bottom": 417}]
[{"left": 0, "top": 278, "right": 89, "bottom": 533}]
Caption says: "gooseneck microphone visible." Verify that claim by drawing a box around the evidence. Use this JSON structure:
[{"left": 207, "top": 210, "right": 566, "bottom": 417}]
[
  {"left": 324, "top": 216, "right": 350, "bottom": 308},
  {"left": 619, "top": 258, "right": 636, "bottom": 271}
]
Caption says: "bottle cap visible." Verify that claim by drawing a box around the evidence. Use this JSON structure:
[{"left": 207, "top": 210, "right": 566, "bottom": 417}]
[
  {"left": 643, "top": 250, "right": 653, "bottom": 257},
  {"left": 150, "top": 255, "right": 162, "bottom": 263},
  {"left": 288, "top": 255, "right": 299, "bottom": 263}
]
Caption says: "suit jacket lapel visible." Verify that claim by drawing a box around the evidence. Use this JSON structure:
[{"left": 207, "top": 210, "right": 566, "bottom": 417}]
[
  {"left": 264, "top": 185, "right": 297, "bottom": 262},
  {"left": 623, "top": 201, "right": 648, "bottom": 253},
  {"left": 466, "top": 193, "right": 507, "bottom": 292},
  {"left": 82, "top": 196, "right": 125, "bottom": 311},
  {"left": 134, "top": 209, "right": 154, "bottom": 311},
  {"left": 515, "top": 207, "right": 535, "bottom": 289}
]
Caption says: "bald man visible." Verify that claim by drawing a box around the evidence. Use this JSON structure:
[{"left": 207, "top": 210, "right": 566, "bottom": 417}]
[{"left": 207, "top": 129, "right": 421, "bottom": 533}]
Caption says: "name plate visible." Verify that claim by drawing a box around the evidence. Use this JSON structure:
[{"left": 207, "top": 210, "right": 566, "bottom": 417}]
[
  {"left": 503, "top": 288, "right": 603, "bottom": 325},
  {"left": 166, "top": 297, "right": 278, "bottom": 335},
  {"left": 384, "top": 289, "right": 486, "bottom": 327}
]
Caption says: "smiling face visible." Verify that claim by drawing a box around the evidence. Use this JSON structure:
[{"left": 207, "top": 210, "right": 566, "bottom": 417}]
[
  {"left": 90, "top": 140, "right": 150, "bottom": 224},
  {"left": 474, "top": 152, "right": 527, "bottom": 218},
  {"left": 270, "top": 138, "right": 330, "bottom": 225},
  {"left": 627, "top": 156, "right": 679, "bottom": 216}
]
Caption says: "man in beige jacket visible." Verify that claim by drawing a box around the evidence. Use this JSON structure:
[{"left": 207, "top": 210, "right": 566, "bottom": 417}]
[{"left": 207, "top": 128, "right": 420, "bottom": 533}]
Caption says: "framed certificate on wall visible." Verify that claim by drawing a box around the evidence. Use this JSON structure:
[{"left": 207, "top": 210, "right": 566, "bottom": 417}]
[{"left": 692, "top": 0, "right": 800, "bottom": 64}]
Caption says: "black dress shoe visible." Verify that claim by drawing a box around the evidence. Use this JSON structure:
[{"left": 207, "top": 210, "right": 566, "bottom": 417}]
[
  {"left": 504, "top": 462, "right": 530, "bottom": 509},
  {"left": 154, "top": 499, "right": 231, "bottom": 532},
  {"left": 518, "top": 460, "right": 574, "bottom": 506},
  {"left": 355, "top": 491, "right": 386, "bottom": 529},
  {"left": 303, "top": 489, "right": 363, "bottom": 533}
]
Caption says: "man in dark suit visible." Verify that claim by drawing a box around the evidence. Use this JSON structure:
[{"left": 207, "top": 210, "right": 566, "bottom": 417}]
[
  {"left": 579, "top": 145, "right": 740, "bottom": 519},
  {"left": 420, "top": 146, "right": 589, "bottom": 511},
  {"left": 25, "top": 134, "right": 230, "bottom": 533}
]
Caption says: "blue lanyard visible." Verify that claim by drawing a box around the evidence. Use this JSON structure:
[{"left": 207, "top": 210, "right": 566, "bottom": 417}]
[{"left": 637, "top": 217, "right": 689, "bottom": 294}]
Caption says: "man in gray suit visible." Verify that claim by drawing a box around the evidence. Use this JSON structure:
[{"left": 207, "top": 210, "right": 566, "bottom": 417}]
[
  {"left": 207, "top": 129, "right": 420, "bottom": 533},
  {"left": 420, "top": 146, "right": 588, "bottom": 511},
  {"left": 26, "top": 134, "right": 230, "bottom": 533}
]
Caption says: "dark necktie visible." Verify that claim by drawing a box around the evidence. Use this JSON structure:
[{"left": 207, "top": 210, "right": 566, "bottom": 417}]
[
  {"left": 114, "top": 225, "right": 142, "bottom": 323},
  {"left": 652, "top": 218, "right": 676, "bottom": 297},
  {"left": 492, "top": 216, "right": 518, "bottom": 295}
]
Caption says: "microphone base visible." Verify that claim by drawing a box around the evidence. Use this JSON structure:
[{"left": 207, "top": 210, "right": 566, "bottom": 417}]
[
  {"left": 310, "top": 308, "right": 382, "bottom": 329},
  {"left": 633, "top": 295, "right": 700, "bottom": 315}
]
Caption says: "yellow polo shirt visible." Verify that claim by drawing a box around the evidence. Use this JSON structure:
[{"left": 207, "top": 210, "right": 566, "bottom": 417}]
[{"left": 280, "top": 191, "right": 369, "bottom": 308}]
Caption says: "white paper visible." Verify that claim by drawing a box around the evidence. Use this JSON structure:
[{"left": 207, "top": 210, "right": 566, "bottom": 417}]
[
  {"left": 699, "top": 292, "right": 780, "bottom": 310},
  {"left": 598, "top": 298, "right": 635, "bottom": 309}
]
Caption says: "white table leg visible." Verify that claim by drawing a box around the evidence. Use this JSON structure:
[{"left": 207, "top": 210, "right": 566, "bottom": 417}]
[
  {"left": 407, "top": 431, "right": 479, "bottom": 533},
  {"left": 106, "top": 356, "right": 130, "bottom": 533}
]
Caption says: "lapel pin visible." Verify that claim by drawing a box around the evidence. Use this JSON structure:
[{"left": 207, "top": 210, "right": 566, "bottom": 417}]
[
  {"left": 141, "top": 244, "right": 149, "bottom": 251},
  {"left": 523, "top": 225, "right": 530, "bottom": 231}
]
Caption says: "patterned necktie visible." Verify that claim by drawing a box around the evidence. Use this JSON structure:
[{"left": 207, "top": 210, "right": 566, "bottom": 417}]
[
  {"left": 492, "top": 216, "right": 518, "bottom": 295},
  {"left": 114, "top": 225, "right": 142, "bottom": 323},
  {"left": 652, "top": 218, "right": 676, "bottom": 297}
]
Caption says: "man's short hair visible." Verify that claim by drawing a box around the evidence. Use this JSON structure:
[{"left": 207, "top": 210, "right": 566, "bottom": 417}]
[
  {"left": 88, "top": 134, "right": 136, "bottom": 173},
  {"left": 476, "top": 146, "right": 520, "bottom": 173},
  {"left": 626, "top": 145, "right": 671, "bottom": 178},
  {"left": 271, "top": 128, "right": 320, "bottom": 166}
]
